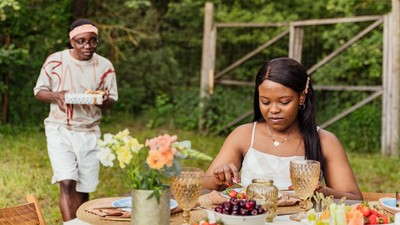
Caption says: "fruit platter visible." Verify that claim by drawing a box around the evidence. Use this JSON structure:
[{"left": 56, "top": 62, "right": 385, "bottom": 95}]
[
  {"left": 191, "top": 197, "right": 266, "bottom": 225},
  {"left": 302, "top": 201, "right": 394, "bottom": 225},
  {"left": 191, "top": 219, "right": 224, "bottom": 225},
  {"left": 213, "top": 197, "right": 267, "bottom": 225},
  {"left": 221, "top": 188, "right": 247, "bottom": 199}
]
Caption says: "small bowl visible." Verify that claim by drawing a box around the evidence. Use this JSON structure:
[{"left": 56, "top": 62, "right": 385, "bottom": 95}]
[{"left": 213, "top": 211, "right": 267, "bottom": 225}]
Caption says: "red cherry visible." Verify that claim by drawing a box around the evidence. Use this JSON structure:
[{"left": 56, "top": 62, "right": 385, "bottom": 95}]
[{"left": 245, "top": 200, "right": 256, "bottom": 210}]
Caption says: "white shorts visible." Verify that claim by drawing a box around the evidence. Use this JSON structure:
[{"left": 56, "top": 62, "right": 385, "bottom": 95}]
[{"left": 45, "top": 124, "right": 100, "bottom": 193}]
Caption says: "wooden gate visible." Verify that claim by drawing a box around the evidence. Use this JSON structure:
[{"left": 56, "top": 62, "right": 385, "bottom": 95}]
[{"left": 199, "top": 1, "right": 400, "bottom": 155}]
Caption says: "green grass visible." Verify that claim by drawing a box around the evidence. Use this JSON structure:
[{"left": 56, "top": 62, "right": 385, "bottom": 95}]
[{"left": 0, "top": 113, "right": 399, "bottom": 224}]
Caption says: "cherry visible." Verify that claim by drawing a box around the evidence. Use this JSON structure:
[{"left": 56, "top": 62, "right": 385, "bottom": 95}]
[
  {"left": 232, "top": 205, "right": 239, "bottom": 212},
  {"left": 214, "top": 198, "right": 266, "bottom": 217},
  {"left": 238, "top": 199, "right": 246, "bottom": 208},
  {"left": 245, "top": 200, "right": 256, "bottom": 210},
  {"left": 239, "top": 208, "right": 248, "bottom": 216},
  {"left": 214, "top": 206, "right": 223, "bottom": 213},
  {"left": 230, "top": 198, "right": 238, "bottom": 205},
  {"left": 250, "top": 209, "right": 258, "bottom": 215}
]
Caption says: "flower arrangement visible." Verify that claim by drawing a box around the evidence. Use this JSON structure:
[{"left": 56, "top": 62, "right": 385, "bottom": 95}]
[{"left": 97, "top": 129, "right": 212, "bottom": 200}]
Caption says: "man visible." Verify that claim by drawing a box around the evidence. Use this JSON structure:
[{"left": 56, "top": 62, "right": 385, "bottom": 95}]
[{"left": 33, "top": 18, "right": 118, "bottom": 224}]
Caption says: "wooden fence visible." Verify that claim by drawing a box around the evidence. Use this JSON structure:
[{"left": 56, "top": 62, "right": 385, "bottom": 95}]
[{"left": 199, "top": 1, "right": 400, "bottom": 155}]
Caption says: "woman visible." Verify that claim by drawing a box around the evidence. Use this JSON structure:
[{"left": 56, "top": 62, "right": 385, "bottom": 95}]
[{"left": 203, "top": 57, "right": 362, "bottom": 200}]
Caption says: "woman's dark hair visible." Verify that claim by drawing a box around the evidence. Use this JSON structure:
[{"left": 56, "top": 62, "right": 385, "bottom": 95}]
[
  {"left": 69, "top": 18, "right": 97, "bottom": 32},
  {"left": 253, "top": 57, "right": 325, "bottom": 174}
]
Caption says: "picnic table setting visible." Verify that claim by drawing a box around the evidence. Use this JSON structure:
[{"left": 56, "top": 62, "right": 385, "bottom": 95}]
[
  {"left": 75, "top": 129, "right": 400, "bottom": 225},
  {"left": 76, "top": 185, "right": 400, "bottom": 225}
]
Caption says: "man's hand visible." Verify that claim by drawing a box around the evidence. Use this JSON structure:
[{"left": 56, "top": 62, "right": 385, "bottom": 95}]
[
  {"left": 100, "top": 94, "right": 115, "bottom": 109},
  {"left": 35, "top": 90, "right": 68, "bottom": 112},
  {"left": 55, "top": 91, "right": 68, "bottom": 112}
]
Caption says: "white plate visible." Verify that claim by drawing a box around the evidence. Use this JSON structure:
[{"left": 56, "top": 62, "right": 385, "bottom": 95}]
[
  {"left": 111, "top": 197, "right": 178, "bottom": 212},
  {"left": 221, "top": 187, "right": 282, "bottom": 199},
  {"left": 379, "top": 197, "right": 400, "bottom": 213}
]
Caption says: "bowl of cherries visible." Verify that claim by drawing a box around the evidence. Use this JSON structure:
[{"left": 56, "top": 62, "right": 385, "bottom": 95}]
[{"left": 213, "top": 197, "right": 267, "bottom": 225}]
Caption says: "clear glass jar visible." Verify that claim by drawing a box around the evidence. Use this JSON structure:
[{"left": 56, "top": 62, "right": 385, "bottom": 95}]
[{"left": 246, "top": 178, "right": 278, "bottom": 222}]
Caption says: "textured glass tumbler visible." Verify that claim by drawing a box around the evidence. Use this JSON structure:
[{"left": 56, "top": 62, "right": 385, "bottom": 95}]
[
  {"left": 171, "top": 167, "right": 204, "bottom": 225},
  {"left": 289, "top": 160, "right": 320, "bottom": 221}
]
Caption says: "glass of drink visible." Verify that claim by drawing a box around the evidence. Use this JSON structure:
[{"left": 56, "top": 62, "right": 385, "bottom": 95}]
[
  {"left": 289, "top": 160, "right": 320, "bottom": 221},
  {"left": 171, "top": 167, "right": 204, "bottom": 225}
]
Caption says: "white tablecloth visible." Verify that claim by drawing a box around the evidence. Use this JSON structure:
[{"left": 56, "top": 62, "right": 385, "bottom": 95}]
[{"left": 266, "top": 215, "right": 303, "bottom": 225}]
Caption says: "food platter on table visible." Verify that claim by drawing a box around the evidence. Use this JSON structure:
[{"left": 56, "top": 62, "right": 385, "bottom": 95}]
[{"left": 300, "top": 219, "right": 394, "bottom": 225}]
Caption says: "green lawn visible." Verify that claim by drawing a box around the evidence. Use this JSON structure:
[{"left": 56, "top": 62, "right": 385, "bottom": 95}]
[{"left": 0, "top": 114, "right": 399, "bottom": 224}]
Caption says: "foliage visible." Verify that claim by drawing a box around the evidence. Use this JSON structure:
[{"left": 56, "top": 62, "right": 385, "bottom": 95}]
[
  {"left": 97, "top": 129, "right": 212, "bottom": 201},
  {"left": 0, "top": 0, "right": 394, "bottom": 153},
  {"left": 144, "top": 88, "right": 201, "bottom": 130},
  {"left": 0, "top": 0, "right": 20, "bottom": 21},
  {"left": 316, "top": 91, "right": 381, "bottom": 152}
]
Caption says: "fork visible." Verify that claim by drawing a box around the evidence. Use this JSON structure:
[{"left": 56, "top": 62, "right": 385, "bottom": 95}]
[{"left": 232, "top": 180, "right": 247, "bottom": 188}]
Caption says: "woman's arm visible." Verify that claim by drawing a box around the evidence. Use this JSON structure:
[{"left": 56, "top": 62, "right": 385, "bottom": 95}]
[
  {"left": 203, "top": 124, "right": 252, "bottom": 191},
  {"left": 317, "top": 129, "right": 363, "bottom": 200}
]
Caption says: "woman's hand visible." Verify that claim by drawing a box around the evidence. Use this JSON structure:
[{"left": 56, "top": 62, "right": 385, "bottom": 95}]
[
  {"left": 315, "top": 181, "right": 324, "bottom": 192},
  {"left": 212, "top": 163, "right": 240, "bottom": 186}
]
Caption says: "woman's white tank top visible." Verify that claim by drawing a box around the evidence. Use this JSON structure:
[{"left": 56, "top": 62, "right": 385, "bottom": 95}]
[{"left": 240, "top": 122, "right": 304, "bottom": 190}]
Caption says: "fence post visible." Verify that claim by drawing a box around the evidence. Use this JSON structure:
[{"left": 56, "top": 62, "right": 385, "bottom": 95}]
[
  {"left": 382, "top": 0, "right": 400, "bottom": 155},
  {"left": 199, "top": 2, "right": 216, "bottom": 132},
  {"left": 289, "top": 24, "right": 304, "bottom": 63}
]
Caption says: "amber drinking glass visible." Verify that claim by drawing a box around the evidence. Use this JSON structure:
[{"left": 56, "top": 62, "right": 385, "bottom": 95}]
[
  {"left": 289, "top": 160, "right": 320, "bottom": 221},
  {"left": 171, "top": 167, "right": 204, "bottom": 225}
]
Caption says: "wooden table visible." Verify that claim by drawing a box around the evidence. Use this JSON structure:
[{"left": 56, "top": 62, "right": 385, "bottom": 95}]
[
  {"left": 76, "top": 192, "right": 393, "bottom": 225},
  {"left": 76, "top": 197, "right": 208, "bottom": 225}
]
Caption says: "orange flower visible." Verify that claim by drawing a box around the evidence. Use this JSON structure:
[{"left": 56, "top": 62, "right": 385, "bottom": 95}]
[
  {"left": 145, "top": 134, "right": 178, "bottom": 168},
  {"left": 146, "top": 150, "right": 164, "bottom": 170},
  {"left": 146, "top": 134, "right": 177, "bottom": 152},
  {"left": 158, "top": 148, "right": 175, "bottom": 167}
]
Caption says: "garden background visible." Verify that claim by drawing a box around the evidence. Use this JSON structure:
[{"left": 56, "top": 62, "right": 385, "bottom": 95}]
[{"left": 0, "top": 0, "right": 399, "bottom": 224}]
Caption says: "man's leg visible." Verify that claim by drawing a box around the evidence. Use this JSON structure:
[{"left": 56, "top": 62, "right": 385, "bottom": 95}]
[{"left": 59, "top": 179, "right": 89, "bottom": 222}]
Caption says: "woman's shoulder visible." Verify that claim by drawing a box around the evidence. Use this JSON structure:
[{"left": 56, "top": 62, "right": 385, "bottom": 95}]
[
  {"left": 222, "top": 123, "right": 255, "bottom": 153},
  {"left": 224, "top": 123, "right": 255, "bottom": 143},
  {"left": 231, "top": 122, "right": 256, "bottom": 134}
]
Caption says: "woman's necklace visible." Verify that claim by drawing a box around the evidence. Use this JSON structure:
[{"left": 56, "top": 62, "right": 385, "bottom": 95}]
[{"left": 266, "top": 125, "right": 298, "bottom": 147}]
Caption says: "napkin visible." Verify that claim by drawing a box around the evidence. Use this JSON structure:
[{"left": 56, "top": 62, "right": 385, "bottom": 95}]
[
  {"left": 90, "top": 208, "right": 131, "bottom": 218},
  {"left": 85, "top": 198, "right": 132, "bottom": 219},
  {"left": 277, "top": 194, "right": 300, "bottom": 206}
]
